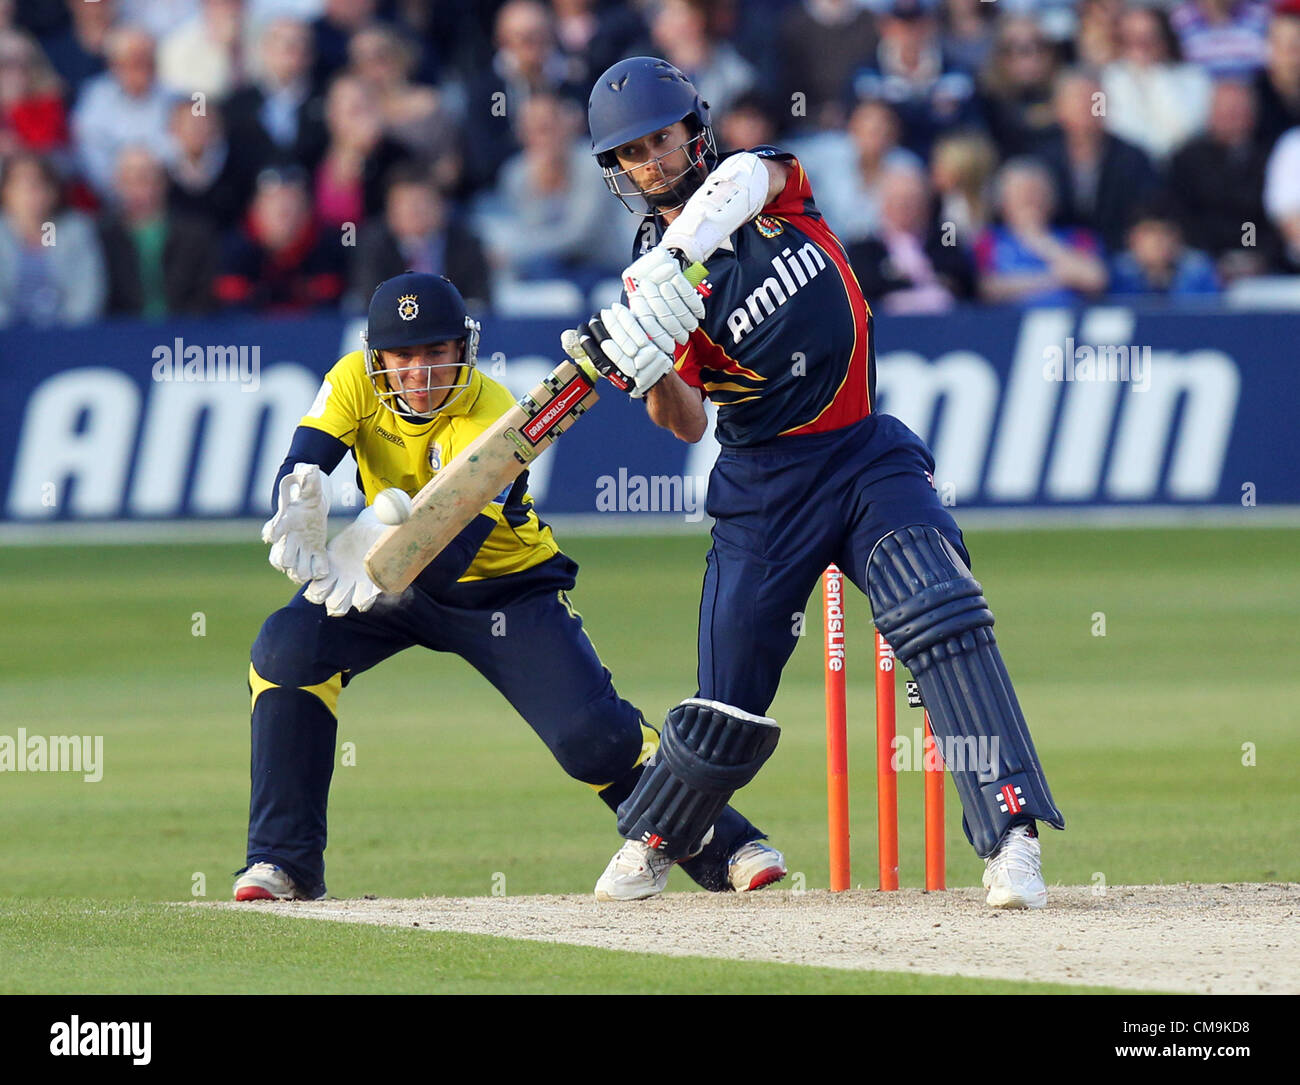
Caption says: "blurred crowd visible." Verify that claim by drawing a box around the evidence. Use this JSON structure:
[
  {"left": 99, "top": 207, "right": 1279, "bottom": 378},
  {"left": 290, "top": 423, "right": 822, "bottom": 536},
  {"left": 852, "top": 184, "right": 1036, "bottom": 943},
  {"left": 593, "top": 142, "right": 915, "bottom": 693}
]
[{"left": 2, "top": 0, "right": 1299, "bottom": 327}]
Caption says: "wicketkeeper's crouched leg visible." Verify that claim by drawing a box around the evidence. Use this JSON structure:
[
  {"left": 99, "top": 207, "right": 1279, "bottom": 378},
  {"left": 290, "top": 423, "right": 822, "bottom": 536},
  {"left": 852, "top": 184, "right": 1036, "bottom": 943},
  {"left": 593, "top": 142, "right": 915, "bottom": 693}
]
[{"left": 243, "top": 591, "right": 415, "bottom": 896}]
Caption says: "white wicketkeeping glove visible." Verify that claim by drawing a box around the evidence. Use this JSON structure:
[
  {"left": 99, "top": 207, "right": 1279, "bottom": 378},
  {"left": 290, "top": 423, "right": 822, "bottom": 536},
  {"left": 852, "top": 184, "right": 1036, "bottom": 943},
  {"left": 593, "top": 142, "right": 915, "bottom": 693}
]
[
  {"left": 303, "top": 505, "right": 391, "bottom": 617},
  {"left": 621, "top": 245, "right": 705, "bottom": 350},
  {"left": 262, "top": 463, "right": 330, "bottom": 585},
  {"left": 593, "top": 302, "right": 673, "bottom": 398}
]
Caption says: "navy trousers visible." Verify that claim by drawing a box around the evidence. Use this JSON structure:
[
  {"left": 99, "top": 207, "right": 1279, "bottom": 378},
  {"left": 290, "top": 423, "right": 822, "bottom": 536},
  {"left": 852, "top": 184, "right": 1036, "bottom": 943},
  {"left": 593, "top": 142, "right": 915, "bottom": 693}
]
[{"left": 244, "top": 555, "right": 762, "bottom": 896}]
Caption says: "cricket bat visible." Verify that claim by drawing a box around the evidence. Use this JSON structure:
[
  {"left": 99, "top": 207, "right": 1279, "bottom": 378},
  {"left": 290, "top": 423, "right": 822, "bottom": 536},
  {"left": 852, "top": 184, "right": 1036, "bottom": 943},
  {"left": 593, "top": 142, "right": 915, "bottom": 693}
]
[{"left": 364, "top": 262, "right": 709, "bottom": 593}]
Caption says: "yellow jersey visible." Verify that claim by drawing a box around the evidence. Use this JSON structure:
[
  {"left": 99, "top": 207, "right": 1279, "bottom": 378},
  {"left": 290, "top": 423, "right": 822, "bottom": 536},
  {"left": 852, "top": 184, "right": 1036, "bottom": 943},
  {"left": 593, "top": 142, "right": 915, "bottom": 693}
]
[{"left": 300, "top": 351, "right": 560, "bottom": 581}]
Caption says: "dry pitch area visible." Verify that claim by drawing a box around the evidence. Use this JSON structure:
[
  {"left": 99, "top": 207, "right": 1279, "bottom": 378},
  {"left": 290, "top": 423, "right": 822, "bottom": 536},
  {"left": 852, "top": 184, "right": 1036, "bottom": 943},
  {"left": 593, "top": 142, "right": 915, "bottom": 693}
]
[{"left": 227, "top": 883, "right": 1298, "bottom": 994}]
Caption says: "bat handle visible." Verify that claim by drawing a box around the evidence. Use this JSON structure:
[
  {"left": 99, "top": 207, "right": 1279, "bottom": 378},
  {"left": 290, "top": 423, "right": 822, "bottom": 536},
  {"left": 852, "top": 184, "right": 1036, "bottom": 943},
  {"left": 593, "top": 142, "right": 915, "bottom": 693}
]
[
  {"left": 683, "top": 261, "right": 709, "bottom": 289},
  {"left": 561, "top": 329, "right": 600, "bottom": 383}
]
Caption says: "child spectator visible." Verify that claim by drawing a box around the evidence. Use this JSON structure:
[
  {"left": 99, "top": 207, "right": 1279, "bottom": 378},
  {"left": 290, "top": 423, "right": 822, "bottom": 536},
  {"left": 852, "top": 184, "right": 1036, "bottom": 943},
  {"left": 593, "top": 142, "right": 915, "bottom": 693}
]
[{"left": 1109, "top": 203, "right": 1220, "bottom": 298}]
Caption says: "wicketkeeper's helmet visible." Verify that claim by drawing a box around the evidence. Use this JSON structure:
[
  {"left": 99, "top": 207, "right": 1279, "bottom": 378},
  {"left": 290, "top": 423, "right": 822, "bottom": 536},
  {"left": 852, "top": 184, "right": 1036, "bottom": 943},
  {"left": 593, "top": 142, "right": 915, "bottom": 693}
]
[{"left": 362, "top": 272, "right": 481, "bottom": 419}]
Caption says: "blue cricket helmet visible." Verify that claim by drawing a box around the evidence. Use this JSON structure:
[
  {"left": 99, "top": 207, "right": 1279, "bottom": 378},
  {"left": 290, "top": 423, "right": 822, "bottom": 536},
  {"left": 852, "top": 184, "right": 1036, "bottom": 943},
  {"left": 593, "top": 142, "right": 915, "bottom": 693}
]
[
  {"left": 362, "top": 272, "right": 481, "bottom": 418},
  {"left": 588, "top": 57, "right": 716, "bottom": 211},
  {"left": 365, "top": 272, "right": 471, "bottom": 352}
]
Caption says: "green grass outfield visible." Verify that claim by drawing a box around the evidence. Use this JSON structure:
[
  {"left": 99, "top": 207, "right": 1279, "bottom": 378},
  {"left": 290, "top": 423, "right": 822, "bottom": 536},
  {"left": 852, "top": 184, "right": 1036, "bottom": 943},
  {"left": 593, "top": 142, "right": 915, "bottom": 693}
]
[{"left": 1, "top": 526, "right": 1296, "bottom": 993}]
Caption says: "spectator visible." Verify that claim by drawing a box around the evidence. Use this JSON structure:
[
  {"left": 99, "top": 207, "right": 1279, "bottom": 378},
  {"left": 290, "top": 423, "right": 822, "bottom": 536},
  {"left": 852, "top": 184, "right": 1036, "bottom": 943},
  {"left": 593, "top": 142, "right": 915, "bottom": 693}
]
[
  {"left": 71, "top": 26, "right": 175, "bottom": 197},
  {"left": 40, "top": 0, "right": 113, "bottom": 100},
  {"left": 716, "top": 90, "right": 780, "bottom": 152},
  {"left": 1075, "top": 0, "right": 1123, "bottom": 69},
  {"left": 1253, "top": 0, "right": 1300, "bottom": 153},
  {"left": 1108, "top": 202, "right": 1220, "bottom": 298},
  {"left": 979, "top": 15, "right": 1061, "bottom": 158},
  {"left": 551, "top": 0, "right": 649, "bottom": 92},
  {"left": 349, "top": 162, "right": 490, "bottom": 312},
  {"left": 930, "top": 130, "right": 998, "bottom": 245},
  {"left": 165, "top": 99, "right": 256, "bottom": 232},
  {"left": 347, "top": 22, "right": 460, "bottom": 176},
  {"left": 650, "top": 0, "right": 757, "bottom": 120},
  {"left": 941, "top": 0, "right": 998, "bottom": 75},
  {"left": 850, "top": 0, "right": 984, "bottom": 159},
  {"left": 461, "top": 1, "right": 583, "bottom": 192},
  {"left": 309, "top": 0, "right": 377, "bottom": 91},
  {"left": 215, "top": 164, "right": 347, "bottom": 311},
  {"left": 222, "top": 17, "right": 328, "bottom": 176},
  {"left": 1263, "top": 124, "right": 1300, "bottom": 271},
  {"left": 1100, "top": 5, "right": 1212, "bottom": 162},
  {"left": 974, "top": 157, "right": 1107, "bottom": 306},
  {"left": 478, "top": 91, "right": 633, "bottom": 286},
  {"left": 98, "top": 146, "right": 218, "bottom": 317},
  {"left": 847, "top": 163, "right": 975, "bottom": 313},
  {"left": 0, "top": 28, "right": 69, "bottom": 157},
  {"left": 157, "top": 0, "right": 260, "bottom": 99},
  {"left": 779, "top": 0, "right": 880, "bottom": 132},
  {"left": 1167, "top": 79, "right": 1280, "bottom": 279},
  {"left": 801, "top": 98, "right": 924, "bottom": 244},
  {"left": 1033, "top": 69, "right": 1159, "bottom": 252},
  {"left": 0, "top": 151, "right": 105, "bottom": 325},
  {"left": 313, "top": 71, "right": 410, "bottom": 231},
  {"left": 1170, "top": 0, "right": 1270, "bottom": 81}
]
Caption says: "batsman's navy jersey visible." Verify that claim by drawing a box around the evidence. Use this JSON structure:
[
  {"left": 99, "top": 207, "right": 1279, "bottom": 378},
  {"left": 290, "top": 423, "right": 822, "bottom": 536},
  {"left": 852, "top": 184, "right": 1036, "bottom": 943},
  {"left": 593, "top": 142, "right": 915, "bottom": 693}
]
[{"left": 640, "top": 147, "right": 876, "bottom": 447}]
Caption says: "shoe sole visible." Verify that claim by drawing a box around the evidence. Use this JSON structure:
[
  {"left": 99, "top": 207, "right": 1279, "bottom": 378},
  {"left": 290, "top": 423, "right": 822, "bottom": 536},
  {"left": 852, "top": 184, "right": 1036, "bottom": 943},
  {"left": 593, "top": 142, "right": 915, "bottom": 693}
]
[
  {"left": 734, "top": 866, "right": 787, "bottom": 892},
  {"left": 986, "top": 891, "right": 1047, "bottom": 909},
  {"left": 594, "top": 886, "right": 664, "bottom": 902}
]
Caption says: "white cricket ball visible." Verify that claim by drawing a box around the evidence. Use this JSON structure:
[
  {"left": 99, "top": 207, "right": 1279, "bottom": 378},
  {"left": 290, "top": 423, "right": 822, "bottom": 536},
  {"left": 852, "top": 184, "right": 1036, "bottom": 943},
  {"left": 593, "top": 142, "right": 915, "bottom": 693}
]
[{"left": 372, "top": 487, "right": 413, "bottom": 525}]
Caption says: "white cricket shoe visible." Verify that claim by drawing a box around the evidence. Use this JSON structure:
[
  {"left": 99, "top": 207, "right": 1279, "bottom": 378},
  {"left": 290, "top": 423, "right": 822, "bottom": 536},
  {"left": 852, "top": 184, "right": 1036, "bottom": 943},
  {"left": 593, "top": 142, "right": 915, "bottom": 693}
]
[
  {"left": 983, "top": 825, "right": 1047, "bottom": 909},
  {"left": 594, "top": 840, "right": 678, "bottom": 901},
  {"left": 727, "top": 841, "right": 787, "bottom": 892},
  {"left": 234, "top": 862, "right": 307, "bottom": 901}
]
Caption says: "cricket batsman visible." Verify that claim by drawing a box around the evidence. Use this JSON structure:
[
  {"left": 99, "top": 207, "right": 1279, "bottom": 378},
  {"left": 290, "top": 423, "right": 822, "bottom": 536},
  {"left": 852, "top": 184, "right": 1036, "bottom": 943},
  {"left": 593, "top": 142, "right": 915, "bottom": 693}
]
[
  {"left": 571, "top": 58, "right": 1065, "bottom": 907},
  {"left": 233, "top": 272, "right": 787, "bottom": 901}
]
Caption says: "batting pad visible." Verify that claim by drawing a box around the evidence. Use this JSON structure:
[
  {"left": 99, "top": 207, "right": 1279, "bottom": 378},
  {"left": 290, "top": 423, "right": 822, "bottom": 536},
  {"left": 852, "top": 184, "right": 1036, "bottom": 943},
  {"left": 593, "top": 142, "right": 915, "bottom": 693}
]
[
  {"left": 617, "top": 699, "right": 780, "bottom": 861},
  {"left": 867, "top": 525, "right": 1065, "bottom": 857}
]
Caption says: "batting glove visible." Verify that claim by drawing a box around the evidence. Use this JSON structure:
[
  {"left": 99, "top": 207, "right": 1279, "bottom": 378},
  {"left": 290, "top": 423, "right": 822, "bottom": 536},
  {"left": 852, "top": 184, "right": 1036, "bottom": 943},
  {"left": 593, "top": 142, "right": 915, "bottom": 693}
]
[
  {"left": 262, "top": 462, "right": 330, "bottom": 585},
  {"left": 621, "top": 245, "right": 705, "bottom": 349},
  {"left": 304, "top": 505, "right": 390, "bottom": 617},
  {"left": 578, "top": 303, "right": 673, "bottom": 398}
]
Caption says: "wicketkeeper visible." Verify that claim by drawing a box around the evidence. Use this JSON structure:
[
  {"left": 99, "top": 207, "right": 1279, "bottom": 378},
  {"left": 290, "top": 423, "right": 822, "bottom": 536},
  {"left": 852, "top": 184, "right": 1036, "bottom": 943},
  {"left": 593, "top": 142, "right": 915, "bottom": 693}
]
[{"left": 233, "top": 272, "right": 786, "bottom": 900}]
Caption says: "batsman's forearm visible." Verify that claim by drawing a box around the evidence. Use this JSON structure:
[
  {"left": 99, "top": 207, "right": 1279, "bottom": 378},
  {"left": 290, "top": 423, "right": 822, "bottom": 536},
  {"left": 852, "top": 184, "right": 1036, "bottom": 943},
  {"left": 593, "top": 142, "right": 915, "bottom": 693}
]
[{"left": 646, "top": 370, "right": 708, "bottom": 443}]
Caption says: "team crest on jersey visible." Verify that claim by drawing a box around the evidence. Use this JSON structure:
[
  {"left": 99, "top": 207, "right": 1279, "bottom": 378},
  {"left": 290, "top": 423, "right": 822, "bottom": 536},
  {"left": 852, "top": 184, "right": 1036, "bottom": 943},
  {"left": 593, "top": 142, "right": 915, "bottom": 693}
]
[
  {"left": 428, "top": 443, "right": 443, "bottom": 472},
  {"left": 754, "top": 215, "right": 783, "bottom": 238},
  {"left": 397, "top": 294, "right": 419, "bottom": 321}
]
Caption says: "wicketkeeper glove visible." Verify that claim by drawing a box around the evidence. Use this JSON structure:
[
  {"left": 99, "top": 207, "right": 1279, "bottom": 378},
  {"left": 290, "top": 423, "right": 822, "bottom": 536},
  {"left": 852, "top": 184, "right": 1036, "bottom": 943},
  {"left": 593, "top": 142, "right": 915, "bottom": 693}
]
[
  {"left": 303, "top": 505, "right": 391, "bottom": 617},
  {"left": 262, "top": 462, "right": 330, "bottom": 584}
]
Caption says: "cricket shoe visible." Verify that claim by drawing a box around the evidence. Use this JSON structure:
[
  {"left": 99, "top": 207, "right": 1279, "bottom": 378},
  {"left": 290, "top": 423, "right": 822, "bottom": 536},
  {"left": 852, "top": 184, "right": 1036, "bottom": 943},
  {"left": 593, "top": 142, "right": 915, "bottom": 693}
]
[
  {"left": 982, "top": 825, "right": 1047, "bottom": 909},
  {"left": 727, "top": 841, "right": 787, "bottom": 892},
  {"left": 233, "top": 862, "right": 309, "bottom": 901},
  {"left": 594, "top": 828, "right": 714, "bottom": 902}
]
